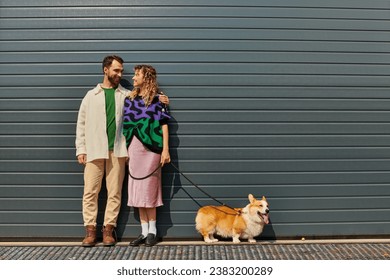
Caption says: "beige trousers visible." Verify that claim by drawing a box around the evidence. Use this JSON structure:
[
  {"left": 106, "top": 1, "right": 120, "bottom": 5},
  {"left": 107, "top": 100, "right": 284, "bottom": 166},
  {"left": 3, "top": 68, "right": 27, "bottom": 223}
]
[{"left": 82, "top": 151, "right": 126, "bottom": 227}]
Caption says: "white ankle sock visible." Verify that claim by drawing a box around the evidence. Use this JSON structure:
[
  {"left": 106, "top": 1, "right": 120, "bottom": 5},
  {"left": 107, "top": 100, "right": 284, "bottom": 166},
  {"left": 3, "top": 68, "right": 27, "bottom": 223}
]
[
  {"left": 141, "top": 223, "right": 149, "bottom": 237},
  {"left": 148, "top": 220, "right": 157, "bottom": 235}
]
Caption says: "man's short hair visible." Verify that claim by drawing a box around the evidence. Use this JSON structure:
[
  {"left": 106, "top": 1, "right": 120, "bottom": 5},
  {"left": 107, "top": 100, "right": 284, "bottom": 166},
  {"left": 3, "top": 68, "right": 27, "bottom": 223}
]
[{"left": 102, "top": 55, "right": 124, "bottom": 72}]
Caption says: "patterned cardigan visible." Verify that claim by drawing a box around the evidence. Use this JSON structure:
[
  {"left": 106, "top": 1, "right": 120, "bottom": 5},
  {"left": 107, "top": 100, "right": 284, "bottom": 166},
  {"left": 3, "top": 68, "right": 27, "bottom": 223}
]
[{"left": 122, "top": 95, "right": 170, "bottom": 154}]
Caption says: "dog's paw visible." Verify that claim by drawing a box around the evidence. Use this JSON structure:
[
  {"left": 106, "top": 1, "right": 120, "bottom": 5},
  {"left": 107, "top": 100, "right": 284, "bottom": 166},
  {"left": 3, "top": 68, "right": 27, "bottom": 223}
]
[
  {"left": 204, "top": 238, "right": 218, "bottom": 243},
  {"left": 232, "top": 238, "right": 241, "bottom": 243},
  {"left": 248, "top": 238, "right": 256, "bottom": 243}
]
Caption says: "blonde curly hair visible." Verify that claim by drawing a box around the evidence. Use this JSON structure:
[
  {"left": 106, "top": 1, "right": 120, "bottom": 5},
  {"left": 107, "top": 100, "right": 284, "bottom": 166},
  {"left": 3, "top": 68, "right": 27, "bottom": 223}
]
[{"left": 129, "top": 64, "right": 159, "bottom": 106}]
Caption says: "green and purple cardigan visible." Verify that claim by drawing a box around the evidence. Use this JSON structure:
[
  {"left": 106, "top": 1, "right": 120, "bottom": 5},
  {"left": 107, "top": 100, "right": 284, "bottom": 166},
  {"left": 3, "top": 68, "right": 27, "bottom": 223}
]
[{"left": 122, "top": 95, "right": 170, "bottom": 154}]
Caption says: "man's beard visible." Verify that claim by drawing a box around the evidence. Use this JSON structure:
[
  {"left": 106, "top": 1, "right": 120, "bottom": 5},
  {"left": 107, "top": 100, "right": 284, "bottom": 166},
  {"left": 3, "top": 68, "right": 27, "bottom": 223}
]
[{"left": 108, "top": 74, "right": 121, "bottom": 87}]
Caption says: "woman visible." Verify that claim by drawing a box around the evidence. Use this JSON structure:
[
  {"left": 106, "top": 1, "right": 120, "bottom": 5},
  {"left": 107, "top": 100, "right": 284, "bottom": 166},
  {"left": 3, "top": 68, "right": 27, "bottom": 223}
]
[{"left": 123, "top": 65, "right": 171, "bottom": 247}]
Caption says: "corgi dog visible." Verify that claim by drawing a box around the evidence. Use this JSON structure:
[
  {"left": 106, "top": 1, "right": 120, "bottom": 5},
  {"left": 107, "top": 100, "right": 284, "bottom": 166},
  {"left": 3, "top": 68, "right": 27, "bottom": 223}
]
[{"left": 195, "top": 194, "right": 269, "bottom": 243}]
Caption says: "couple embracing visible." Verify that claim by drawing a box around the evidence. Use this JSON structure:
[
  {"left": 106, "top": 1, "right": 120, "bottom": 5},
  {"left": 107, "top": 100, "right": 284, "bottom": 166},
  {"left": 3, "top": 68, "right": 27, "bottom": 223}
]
[{"left": 75, "top": 55, "right": 170, "bottom": 247}]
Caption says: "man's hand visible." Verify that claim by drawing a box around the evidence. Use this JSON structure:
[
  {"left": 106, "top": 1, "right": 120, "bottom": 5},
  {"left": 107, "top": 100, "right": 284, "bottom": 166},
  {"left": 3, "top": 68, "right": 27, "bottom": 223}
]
[
  {"left": 77, "top": 154, "right": 87, "bottom": 165},
  {"left": 159, "top": 92, "right": 169, "bottom": 105}
]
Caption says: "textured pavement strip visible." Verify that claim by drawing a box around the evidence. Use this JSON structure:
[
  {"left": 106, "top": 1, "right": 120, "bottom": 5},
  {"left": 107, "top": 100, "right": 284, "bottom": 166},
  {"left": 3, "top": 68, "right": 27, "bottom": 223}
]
[{"left": 0, "top": 241, "right": 390, "bottom": 260}]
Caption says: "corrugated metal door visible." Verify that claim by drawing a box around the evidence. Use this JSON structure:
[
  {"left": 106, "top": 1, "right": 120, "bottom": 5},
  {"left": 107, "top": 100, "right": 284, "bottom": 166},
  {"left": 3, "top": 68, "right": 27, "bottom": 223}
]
[{"left": 1, "top": 0, "right": 390, "bottom": 239}]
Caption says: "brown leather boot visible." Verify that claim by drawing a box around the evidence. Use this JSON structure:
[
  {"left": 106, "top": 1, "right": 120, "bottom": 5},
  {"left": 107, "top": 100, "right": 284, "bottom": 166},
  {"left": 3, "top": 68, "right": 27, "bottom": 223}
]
[
  {"left": 102, "top": 224, "right": 116, "bottom": 246},
  {"left": 82, "top": 225, "right": 96, "bottom": 247}
]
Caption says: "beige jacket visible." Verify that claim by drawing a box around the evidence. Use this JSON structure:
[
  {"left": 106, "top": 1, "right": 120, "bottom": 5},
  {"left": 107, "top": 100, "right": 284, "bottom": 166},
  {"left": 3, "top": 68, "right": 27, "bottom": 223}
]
[{"left": 75, "top": 84, "right": 129, "bottom": 162}]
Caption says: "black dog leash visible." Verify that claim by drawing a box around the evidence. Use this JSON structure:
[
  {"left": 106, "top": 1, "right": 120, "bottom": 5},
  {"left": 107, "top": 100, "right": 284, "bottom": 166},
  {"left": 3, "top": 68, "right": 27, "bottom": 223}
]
[
  {"left": 170, "top": 162, "right": 241, "bottom": 214},
  {"left": 129, "top": 163, "right": 163, "bottom": 180},
  {"left": 129, "top": 161, "right": 240, "bottom": 214},
  {"left": 169, "top": 162, "right": 225, "bottom": 206}
]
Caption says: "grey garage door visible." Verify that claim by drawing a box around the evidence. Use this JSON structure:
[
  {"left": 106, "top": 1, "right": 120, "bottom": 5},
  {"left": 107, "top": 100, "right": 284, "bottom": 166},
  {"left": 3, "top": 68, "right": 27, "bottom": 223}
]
[{"left": 1, "top": 0, "right": 390, "bottom": 240}]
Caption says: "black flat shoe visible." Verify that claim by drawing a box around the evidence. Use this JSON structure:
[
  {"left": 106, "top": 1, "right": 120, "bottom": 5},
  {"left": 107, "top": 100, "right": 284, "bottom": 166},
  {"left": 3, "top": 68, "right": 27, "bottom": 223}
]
[
  {"left": 129, "top": 234, "right": 146, "bottom": 247},
  {"left": 145, "top": 233, "right": 159, "bottom": 247}
]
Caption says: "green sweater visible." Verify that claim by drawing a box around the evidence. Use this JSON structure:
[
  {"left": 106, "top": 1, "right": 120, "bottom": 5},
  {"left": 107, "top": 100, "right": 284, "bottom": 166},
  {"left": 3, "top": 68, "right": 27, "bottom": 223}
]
[{"left": 104, "top": 88, "right": 116, "bottom": 150}]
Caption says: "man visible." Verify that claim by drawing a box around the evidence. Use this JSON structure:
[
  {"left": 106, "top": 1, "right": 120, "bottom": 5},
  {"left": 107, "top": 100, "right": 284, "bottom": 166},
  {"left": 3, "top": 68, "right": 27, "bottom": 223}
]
[{"left": 75, "top": 55, "right": 168, "bottom": 246}]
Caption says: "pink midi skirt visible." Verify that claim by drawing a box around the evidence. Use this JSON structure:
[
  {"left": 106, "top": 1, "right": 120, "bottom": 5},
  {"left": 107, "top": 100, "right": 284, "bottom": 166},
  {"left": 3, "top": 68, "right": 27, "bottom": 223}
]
[{"left": 127, "top": 137, "right": 163, "bottom": 208}]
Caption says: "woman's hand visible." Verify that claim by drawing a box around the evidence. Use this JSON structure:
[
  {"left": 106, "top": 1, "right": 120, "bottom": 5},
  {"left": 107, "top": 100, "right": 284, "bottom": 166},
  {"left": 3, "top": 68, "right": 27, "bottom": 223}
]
[
  {"left": 161, "top": 124, "right": 170, "bottom": 166},
  {"left": 160, "top": 149, "right": 171, "bottom": 166}
]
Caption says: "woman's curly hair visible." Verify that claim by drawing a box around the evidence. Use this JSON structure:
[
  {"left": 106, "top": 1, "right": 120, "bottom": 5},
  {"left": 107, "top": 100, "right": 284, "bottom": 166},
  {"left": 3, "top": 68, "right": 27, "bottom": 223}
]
[{"left": 129, "top": 64, "right": 159, "bottom": 106}]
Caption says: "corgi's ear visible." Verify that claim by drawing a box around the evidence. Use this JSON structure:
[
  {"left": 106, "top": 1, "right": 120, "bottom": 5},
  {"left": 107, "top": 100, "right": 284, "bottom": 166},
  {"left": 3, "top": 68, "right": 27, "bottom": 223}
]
[
  {"left": 262, "top": 196, "right": 267, "bottom": 201},
  {"left": 248, "top": 194, "right": 255, "bottom": 203}
]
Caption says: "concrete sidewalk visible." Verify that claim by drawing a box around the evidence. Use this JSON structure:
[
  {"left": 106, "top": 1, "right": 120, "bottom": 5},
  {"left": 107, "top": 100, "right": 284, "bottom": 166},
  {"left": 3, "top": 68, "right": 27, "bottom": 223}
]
[{"left": 1, "top": 239, "right": 389, "bottom": 260}]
